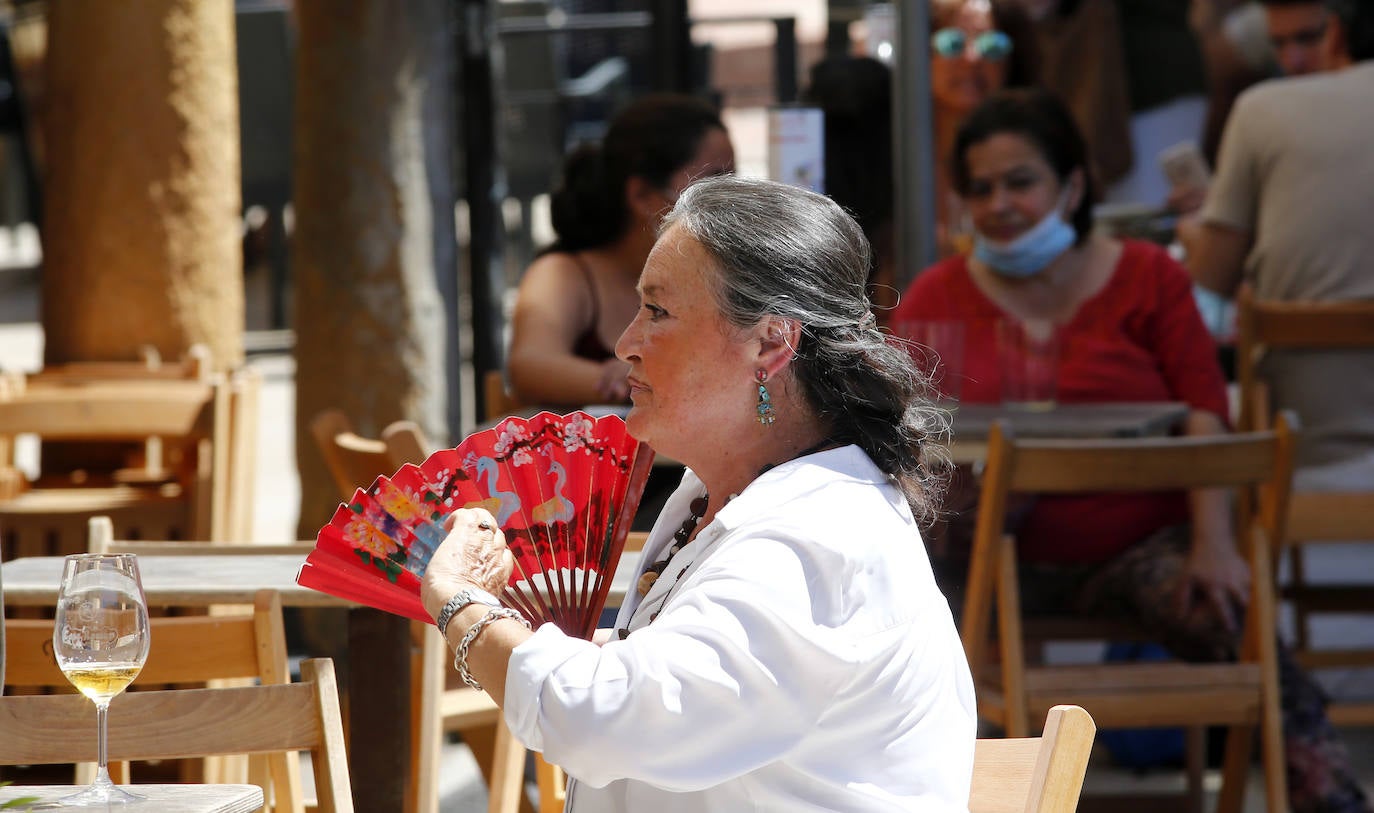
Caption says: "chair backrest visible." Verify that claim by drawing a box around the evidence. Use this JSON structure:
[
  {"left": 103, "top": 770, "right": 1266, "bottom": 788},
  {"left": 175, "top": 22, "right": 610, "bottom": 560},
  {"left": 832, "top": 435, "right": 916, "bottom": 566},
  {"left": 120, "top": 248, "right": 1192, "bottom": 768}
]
[
  {"left": 0, "top": 658, "right": 353, "bottom": 813},
  {"left": 309, "top": 408, "right": 429, "bottom": 498},
  {"left": 85, "top": 515, "right": 313, "bottom": 558},
  {"left": 483, "top": 369, "right": 527, "bottom": 420},
  {"left": 962, "top": 414, "right": 1295, "bottom": 675},
  {"left": 3, "top": 587, "right": 303, "bottom": 813},
  {"left": 1234, "top": 286, "right": 1374, "bottom": 435},
  {"left": 0, "top": 368, "right": 242, "bottom": 556},
  {"left": 970, "top": 705, "right": 1096, "bottom": 813},
  {"left": 4, "top": 587, "right": 288, "bottom": 689},
  {"left": 25, "top": 344, "right": 213, "bottom": 384}
]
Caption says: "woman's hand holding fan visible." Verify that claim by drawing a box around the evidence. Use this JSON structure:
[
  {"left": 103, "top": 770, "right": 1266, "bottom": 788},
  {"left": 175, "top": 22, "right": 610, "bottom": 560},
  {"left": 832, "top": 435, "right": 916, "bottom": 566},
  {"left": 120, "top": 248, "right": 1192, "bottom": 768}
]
[{"left": 297, "top": 411, "right": 655, "bottom": 640}]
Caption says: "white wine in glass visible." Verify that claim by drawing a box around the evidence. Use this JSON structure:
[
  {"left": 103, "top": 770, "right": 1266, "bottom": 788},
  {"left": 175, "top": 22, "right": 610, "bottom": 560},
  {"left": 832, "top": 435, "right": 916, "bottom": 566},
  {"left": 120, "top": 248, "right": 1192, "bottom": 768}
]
[{"left": 52, "top": 553, "right": 151, "bottom": 806}]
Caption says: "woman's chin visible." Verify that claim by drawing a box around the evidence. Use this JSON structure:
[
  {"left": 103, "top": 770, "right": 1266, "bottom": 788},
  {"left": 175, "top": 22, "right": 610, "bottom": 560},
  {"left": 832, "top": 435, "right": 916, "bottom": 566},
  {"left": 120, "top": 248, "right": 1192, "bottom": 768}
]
[{"left": 624, "top": 407, "right": 650, "bottom": 443}]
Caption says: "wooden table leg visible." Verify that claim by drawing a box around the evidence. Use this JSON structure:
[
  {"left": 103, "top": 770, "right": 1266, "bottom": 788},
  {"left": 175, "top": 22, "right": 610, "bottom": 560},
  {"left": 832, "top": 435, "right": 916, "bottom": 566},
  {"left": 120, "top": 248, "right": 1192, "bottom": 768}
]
[{"left": 348, "top": 608, "right": 412, "bottom": 812}]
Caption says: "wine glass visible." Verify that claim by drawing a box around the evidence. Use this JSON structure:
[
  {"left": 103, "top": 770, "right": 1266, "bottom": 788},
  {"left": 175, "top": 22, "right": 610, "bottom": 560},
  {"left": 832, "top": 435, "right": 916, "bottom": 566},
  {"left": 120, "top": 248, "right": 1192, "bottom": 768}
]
[{"left": 52, "top": 554, "right": 151, "bottom": 806}]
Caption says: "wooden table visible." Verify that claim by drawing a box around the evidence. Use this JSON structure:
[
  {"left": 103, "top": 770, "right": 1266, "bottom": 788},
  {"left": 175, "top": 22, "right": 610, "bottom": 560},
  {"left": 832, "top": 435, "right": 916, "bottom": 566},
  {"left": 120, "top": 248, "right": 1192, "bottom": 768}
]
[
  {"left": 945, "top": 401, "right": 1190, "bottom": 463},
  {"left": 1, "top": 554, "right": 401, "bottom": 812},
  {"left": 0, "top": 783, "right": 262, "bottom": 812}
]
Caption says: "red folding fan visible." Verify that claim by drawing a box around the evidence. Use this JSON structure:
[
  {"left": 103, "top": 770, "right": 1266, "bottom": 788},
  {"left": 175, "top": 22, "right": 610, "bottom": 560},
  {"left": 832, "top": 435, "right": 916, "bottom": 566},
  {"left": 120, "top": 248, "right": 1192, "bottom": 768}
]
[{"left": 297, "top": 411, "right": 655, "bottom": 639}]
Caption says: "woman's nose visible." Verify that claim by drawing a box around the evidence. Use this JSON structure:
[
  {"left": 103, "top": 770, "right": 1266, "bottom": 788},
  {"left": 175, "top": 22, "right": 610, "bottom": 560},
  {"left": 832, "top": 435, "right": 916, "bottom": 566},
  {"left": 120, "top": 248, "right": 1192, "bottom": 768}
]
[
  {"left": 987, "top": 184, "right": 1011, "bottom": 212},
  {"left": 615, "top": 316, "right": 641, "bottom": 362}
]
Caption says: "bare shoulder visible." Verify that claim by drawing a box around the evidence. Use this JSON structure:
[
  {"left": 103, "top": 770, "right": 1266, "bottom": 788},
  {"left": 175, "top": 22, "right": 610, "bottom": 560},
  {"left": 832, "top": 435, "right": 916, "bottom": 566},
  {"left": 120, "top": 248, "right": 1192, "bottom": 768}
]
[{"left": 517, "top": 252, "right": 595, "bottom": 305}]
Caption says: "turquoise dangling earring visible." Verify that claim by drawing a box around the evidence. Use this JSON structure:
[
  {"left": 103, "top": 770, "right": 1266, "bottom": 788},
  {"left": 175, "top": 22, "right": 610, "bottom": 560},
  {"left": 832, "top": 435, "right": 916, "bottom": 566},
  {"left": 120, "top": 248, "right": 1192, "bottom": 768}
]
[{"left": 755, "top": 369, "right": 776, "bottom": 426}]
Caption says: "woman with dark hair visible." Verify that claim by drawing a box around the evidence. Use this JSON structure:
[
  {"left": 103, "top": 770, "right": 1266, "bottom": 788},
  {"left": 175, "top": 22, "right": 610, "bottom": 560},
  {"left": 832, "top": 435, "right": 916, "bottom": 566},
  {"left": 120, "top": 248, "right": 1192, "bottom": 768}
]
[
  {"left": 893, "top": 87, "right": 1370, "bottom": 813},
  {"left": 507, "top": 94, "right": 734, "bottom": 407},
  {"left": 929, "top": 0, "right": 1039, "bottom": 255},
  {"left": 421, "top": 176, "right": 974, "bottom": 811}
]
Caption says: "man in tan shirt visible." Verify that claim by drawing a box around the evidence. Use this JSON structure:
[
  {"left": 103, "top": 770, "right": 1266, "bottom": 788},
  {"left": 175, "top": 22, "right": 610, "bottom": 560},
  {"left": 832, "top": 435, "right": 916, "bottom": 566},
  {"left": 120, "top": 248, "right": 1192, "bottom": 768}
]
[{"left": 1181, "top": 0, "right": 1374, "bottom": 487}]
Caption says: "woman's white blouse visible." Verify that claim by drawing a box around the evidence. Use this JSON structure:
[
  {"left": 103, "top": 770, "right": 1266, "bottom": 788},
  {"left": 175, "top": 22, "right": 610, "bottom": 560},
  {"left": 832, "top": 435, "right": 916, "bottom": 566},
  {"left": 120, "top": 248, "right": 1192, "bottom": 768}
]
[{"left": 504, "top": 446, "right": 976, "bottom": 812}]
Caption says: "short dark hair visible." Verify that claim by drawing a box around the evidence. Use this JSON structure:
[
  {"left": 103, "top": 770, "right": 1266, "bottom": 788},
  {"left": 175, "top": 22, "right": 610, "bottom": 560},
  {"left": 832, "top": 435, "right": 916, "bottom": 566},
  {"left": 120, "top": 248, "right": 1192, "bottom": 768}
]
[
  {"left": 951, "top": 88, "right": 1095, "bottom": 244},
  {"left": 548, "top": 94, "right": 725, "bottom": 251}
]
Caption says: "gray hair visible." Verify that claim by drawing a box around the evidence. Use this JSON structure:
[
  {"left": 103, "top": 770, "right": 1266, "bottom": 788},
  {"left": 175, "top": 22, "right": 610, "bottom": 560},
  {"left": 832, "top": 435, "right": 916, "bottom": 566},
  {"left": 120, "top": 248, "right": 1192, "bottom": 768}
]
[{"left": 662, "top": 175, "right": 949, "bottom": 525}]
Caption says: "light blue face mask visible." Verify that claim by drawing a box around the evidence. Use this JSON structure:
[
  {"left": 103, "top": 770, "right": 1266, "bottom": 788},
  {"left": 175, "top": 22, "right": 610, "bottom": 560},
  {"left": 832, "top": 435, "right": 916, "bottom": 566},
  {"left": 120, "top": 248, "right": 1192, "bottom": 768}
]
[{"left": 973, "top": 204, "right": 1076, "bottom": 278}]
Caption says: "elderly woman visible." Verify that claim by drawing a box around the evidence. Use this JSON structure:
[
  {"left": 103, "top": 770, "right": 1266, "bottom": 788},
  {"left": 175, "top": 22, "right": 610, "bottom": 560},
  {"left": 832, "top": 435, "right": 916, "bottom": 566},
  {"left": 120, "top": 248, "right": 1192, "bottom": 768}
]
[
  {"left": 422, "top": 176, "right": 975, "bottom": 811},
  {"left": 893, "top": 88, "right": 1370, "bottom": 813}
]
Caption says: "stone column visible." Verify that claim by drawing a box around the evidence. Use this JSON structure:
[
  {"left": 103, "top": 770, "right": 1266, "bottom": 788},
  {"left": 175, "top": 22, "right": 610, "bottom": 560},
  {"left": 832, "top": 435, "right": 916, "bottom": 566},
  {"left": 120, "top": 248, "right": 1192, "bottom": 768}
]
[{"left": 41, "top": 0, "right": 244, "bottom": 369}]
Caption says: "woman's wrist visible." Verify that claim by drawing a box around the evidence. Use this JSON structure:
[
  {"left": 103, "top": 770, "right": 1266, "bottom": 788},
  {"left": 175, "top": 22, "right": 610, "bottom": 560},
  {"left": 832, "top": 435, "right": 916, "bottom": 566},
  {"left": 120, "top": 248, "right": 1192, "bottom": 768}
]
[{"left": 421, "top": 579, "right": 482, "bottom": 623}]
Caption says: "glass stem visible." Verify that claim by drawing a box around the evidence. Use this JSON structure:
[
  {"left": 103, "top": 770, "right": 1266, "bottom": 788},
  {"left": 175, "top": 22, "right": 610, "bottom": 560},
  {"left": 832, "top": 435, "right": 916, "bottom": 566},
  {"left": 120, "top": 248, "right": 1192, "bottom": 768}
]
[{"left": 94, "top": 700, "right": 113, "bottom": 788}]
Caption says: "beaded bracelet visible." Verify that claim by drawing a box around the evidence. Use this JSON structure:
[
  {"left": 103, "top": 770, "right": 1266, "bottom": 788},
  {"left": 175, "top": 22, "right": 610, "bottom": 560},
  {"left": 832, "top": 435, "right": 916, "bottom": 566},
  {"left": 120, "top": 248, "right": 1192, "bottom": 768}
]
[{"left": 454, "top": 607, "right": 531, "bottom": 690}]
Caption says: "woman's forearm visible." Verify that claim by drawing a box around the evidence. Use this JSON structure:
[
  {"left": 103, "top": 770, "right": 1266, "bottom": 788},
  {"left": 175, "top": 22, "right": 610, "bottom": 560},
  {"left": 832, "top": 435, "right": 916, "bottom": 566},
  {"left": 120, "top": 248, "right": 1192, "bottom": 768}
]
[
  {"left": 1184, "top": 409, "right": 1233, "bottom": 549},
  {"left": 508, "top": 350, "right": 613, "bottom": 406}
]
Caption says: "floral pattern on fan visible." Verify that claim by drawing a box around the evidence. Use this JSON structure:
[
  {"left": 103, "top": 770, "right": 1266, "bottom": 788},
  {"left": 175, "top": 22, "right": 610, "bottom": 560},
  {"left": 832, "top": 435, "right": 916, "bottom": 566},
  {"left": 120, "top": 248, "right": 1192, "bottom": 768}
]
[{"left": 298, "top": 411, "right": 655, "bottom": 639}]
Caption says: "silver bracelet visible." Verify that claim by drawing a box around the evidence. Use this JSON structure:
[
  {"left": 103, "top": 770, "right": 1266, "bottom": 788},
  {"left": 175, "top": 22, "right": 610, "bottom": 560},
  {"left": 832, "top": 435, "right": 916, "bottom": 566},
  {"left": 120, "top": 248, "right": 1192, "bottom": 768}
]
[{"left": 454, "top": 607, "right": 531, "bottom": 691}]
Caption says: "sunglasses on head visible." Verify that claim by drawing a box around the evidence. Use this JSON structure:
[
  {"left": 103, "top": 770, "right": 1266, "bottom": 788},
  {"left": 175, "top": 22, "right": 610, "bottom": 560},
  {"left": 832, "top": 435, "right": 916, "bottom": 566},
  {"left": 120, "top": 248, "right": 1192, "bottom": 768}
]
[{"left": 931, "top": 27, "right": 1014, "bottom": 61}]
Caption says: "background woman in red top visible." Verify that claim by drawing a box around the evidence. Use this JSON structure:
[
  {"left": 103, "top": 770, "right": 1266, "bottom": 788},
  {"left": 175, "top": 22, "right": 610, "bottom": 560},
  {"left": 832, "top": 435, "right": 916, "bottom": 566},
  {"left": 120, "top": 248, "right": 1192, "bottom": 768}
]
[{"left": 892, "top": 88, "right": 1368, "bottom": 813}]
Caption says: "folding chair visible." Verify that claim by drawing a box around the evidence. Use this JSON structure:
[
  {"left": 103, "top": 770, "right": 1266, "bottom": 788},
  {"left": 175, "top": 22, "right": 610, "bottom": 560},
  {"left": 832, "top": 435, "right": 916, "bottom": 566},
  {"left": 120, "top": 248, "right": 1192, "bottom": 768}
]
[
  {"left": 962, "top": 415, "right": 1296, "bottom": 813},
  {"left": 1235, "top": 287, "right": 1374, "bottom": 726}
]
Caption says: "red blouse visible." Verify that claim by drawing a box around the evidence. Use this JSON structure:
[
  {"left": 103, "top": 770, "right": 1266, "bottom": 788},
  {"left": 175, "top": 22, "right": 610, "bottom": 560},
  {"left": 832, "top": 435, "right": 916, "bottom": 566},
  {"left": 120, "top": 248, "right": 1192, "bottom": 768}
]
[{"left": 892, "top": 240, "right": 1230, "bottom": 564}]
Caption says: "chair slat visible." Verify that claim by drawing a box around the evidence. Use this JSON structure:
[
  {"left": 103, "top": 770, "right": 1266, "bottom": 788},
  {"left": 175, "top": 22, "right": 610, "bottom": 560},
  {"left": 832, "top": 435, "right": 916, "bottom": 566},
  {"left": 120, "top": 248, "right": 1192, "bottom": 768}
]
[{"left": 1007, "top": 434, "right": 1278, "bottom": 493}]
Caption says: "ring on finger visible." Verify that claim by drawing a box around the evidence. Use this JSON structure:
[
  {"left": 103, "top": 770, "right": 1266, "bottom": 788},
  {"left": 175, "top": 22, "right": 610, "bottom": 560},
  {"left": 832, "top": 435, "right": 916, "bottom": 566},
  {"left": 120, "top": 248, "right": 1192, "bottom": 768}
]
[{"left": 477, "top": 520, "right": 494, "bottom": 532}]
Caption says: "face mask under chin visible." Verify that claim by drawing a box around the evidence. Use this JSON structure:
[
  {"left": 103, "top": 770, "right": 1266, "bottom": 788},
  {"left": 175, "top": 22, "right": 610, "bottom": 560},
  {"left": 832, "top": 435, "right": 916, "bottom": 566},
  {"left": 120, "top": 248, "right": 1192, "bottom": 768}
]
[{"left": 972, "top": 203, "right": 1077, "bottom": 278}]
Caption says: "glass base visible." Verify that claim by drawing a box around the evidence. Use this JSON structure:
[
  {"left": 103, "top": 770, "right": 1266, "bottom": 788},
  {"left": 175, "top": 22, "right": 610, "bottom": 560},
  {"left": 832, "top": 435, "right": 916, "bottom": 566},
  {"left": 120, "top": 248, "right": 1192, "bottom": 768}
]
[{"left": 46, "top": 781, "right": 145, "bottom": 807}]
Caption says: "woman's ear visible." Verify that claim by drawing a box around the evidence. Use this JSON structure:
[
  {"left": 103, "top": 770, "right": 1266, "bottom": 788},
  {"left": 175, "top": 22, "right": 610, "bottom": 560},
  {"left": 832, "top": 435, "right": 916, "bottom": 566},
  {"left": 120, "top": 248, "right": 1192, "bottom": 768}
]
[
  {"left": 753, "top": 316, "right": 802, "bottom": 379},
  {"left": 1064, "top": 168, "right": 1087, "bottom": 215}
]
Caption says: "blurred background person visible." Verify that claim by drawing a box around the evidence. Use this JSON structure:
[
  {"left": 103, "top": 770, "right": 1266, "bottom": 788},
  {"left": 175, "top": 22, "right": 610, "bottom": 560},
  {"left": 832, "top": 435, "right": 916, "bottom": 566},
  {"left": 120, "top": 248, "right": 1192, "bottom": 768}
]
[
  {"left": 1170, "top": 0, "right": 1356, "bottom": 213},
  {"left": 1019, "top": 0, "right": 1136, "bottom": 194},
  {"left": 1103, "top": 0, "right": 1211, "bottom": 207},
  {"left": 929, "top": 0, "right": 1038, "bottom": 257},
  {"left": 1261, "top": 0, "right": 1354, "bottom": 74},
  {"left": 1180, "top": 0, "right": 1374, "bottom": 492},
  {"left": 506, "top": 94, "right": 734, "bottom": 408}
]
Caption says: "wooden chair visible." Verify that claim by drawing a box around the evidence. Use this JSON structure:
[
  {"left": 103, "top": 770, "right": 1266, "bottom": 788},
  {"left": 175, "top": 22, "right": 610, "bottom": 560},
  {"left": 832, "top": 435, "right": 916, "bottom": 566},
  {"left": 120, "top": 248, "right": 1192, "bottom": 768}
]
[
  {"left": 483, "top": 369, "right": 527, "bottom": 420},
  {"left": 962, "top": 415, "right": 1296, "bottom": 813},
  {"left": 0, "top": 657, "right": 353, "bottom": 813},
  {"left": 970, "top": 704, "right": 1096, "bottom": 813},
  {"left": 1235, "top": 288, "right": 1374, "bottom": 726},
  {"left": 3, "top": 587, "right": 303, "bottom": 812},
  {"left": 0, "top": 355, "right": 248, "bottom": 559},
  {"left": 309, "top": 408, "right": 535, "bottom": 813}
]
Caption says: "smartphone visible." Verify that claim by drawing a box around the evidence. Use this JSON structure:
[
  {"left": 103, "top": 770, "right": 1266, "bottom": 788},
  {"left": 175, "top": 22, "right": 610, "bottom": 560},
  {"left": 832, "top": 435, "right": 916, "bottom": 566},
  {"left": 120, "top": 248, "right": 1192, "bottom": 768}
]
[{"left": 1158, "top": 141, "right": 1211, "bottom": 192}]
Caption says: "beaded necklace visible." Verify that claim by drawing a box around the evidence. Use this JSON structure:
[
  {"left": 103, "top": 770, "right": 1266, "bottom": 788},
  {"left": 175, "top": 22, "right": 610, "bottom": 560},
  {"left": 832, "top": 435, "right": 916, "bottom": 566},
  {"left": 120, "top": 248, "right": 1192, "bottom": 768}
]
[{"left": 634, "top": 494, "right": 708, "bottom": 600}]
